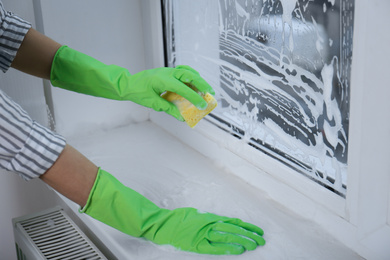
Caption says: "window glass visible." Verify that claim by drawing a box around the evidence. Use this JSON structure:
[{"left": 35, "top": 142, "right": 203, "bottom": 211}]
[{"left": 162, "top": 0, "right": 354, "bottom": 197}]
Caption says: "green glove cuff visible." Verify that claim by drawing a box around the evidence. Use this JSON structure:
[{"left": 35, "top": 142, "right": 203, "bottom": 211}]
[
  {"left": 79, "top": 168, "right": 163, "bottom": 238},
  {"left": 51, "top": 46, "right": 129, "bottom": 100}
]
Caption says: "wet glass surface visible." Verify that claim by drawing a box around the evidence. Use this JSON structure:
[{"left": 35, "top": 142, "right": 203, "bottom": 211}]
[{"left": 163, "top": 0, "right": 354, "bottom": 196}]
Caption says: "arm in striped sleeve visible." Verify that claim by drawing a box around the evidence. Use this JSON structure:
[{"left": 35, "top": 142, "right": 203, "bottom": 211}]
[
  {"left": 0, "top": 1, "right": 31, "bottom": 72},
  {"left": 0, "top": 90, "right": 66, "bottom": 180},
  {"left": 0, "top": 1, "right": 96, "bottom": 206},
  {"left": 0, "top": 1, "right": 66, "bottom": 179}
]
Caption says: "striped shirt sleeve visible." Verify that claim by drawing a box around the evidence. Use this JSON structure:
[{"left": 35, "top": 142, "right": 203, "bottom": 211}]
[
  {"left": 0, "top": 2, "right": 66, "bottom": 180},
  {"left": 0, "top": 90, "right": 66, "bottom": 180},
  {"left": 0, "top": 1, "right": 31, "bottom": 72}
]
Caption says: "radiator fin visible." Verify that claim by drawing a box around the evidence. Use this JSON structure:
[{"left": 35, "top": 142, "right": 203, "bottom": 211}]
[{"left": 14, "top": 207, "right": 107, "bottom": 260}]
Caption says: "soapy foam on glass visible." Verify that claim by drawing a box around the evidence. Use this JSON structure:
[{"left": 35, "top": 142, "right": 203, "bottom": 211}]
[
  {"left": 165, "top": 0, "right": 352, "bottom": 195},
  {"left": 162, "top": 84, "right": 217, "bottom": 128}
]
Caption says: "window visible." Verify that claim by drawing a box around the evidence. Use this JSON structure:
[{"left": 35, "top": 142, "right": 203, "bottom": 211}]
[{"left": 162, "top": 0, "right": 354, "bottom": 197}]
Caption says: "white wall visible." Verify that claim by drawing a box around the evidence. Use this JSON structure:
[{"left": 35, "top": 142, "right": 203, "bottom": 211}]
[{"left": 39, "top": 0, "right": 150, "bottom": 137}]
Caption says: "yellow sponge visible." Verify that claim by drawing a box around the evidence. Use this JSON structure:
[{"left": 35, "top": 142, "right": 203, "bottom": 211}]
[{"left": 162, "top": 87, "right": 217, "bottom": 128}]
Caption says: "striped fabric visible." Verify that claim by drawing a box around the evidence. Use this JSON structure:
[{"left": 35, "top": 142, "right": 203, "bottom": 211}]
[
  {"left": 0, "top": 1, "right": 31, "bottom": 72},
  {"left": 0, "top": 1, "right": 66, "bottom": 180},
  {"left": 0, "top": 90, "right": 66, "bottom": 180}
]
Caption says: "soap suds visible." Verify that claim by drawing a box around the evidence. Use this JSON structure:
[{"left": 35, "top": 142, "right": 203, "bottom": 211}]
[{"left": 166, "top": 0, "right": 351, "bottom": 195}]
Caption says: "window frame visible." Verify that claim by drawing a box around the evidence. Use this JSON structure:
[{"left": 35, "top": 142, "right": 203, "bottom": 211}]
[{"left": 146, "top": 1, "right": 390, "bottom": 258}]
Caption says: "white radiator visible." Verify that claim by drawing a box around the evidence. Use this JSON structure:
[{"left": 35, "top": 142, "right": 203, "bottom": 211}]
[{"left": 13, "top": 206, "right": 107, "bottom": 260}]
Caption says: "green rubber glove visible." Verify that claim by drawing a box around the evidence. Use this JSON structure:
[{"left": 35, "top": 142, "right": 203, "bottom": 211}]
[
  {"left": 80, "top": 169, "right": 265, "bottom": 255},
  {"left": 50, "top": 46, "right": 215, "bottom": 121}
]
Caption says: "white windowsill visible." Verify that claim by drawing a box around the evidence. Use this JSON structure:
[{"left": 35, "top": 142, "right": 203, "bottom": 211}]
[{"left": 53, "top": 121, "right": 360, "bottom": 260}]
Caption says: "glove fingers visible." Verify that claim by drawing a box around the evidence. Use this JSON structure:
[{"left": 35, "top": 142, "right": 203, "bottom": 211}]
[
  {"left": 173, "top": 67, "right": 215, "bottom": 96},
  {"left": 213, "top": 222, "right": 266, "bottom": 246},
  {"left": 240, "top": 222, "right": 264, "bottom": 236},
  {"left": 226, "top": 218, "right": 265, "bottom": 236},
  {"left": 175, "top": 65, "right": 200, "bottom": 75},
  {"left": 197, "top": 239, "right": 245, "bottom": 255},
  {"left": 162, "top": 77, "right": 208, "bottom": 110},
  {"left": 191, "top": 77, "right": 216, "bottom": 95},
  {"left": 207, "top": 230, "right": 258, "bottom": 251}
]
